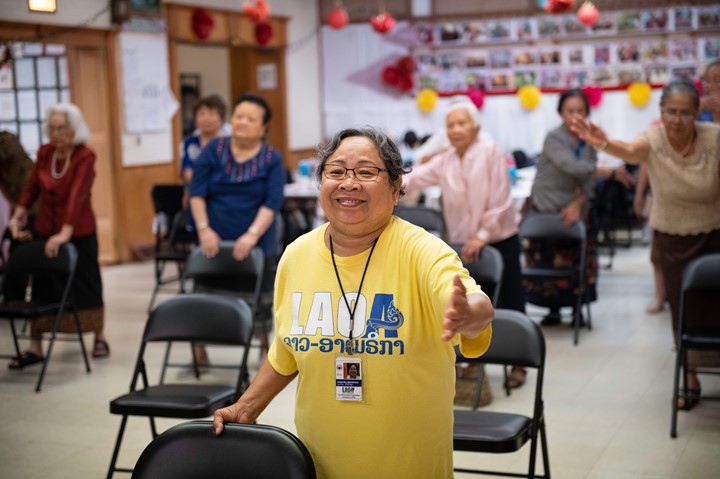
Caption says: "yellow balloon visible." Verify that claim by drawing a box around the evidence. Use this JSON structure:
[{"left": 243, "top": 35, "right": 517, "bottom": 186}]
[
  {"left": 517, "top": 85, "right": 541, "bottom": 111},
  {"left": 416, "top": 88, "right": 438, "bottom": 113},
  {"left": 628, "top": 82, "right": 651, "bottom": 108}
]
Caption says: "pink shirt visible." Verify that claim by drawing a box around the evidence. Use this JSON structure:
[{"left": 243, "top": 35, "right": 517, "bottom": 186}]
[{"left": 404, "top": 139, "right": 518, "bottom": 245}]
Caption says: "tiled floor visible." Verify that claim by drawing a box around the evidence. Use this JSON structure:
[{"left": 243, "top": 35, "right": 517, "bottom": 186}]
[{"left": 1, "top": 243, "right": 719, "bottom": 478}]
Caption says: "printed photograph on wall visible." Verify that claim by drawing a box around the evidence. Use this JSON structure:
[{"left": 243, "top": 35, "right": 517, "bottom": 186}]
[
  {"left": 592, "top": 12, "right": 616, "bottom": 35},
  {"left": 464, "top": 22, "right": 489, "bottom": 43},
  {"left": 539, "top": 48, "right": 562, "bottom": 65},
  {"left": 617, "top": 67, "right": 644, "bottom": 85},
  {"left": 565, "top": 46, "right": 586, "bottom": 66},
  {"left": 697, "top": 6, "right": 720, "bottom": 30},
  {"left": 702, "top": 37, "right": 720, "bottom": 61},
  {"left": 540, "top": 69, "right": 563, "bottom": 88},
  {"left": 439, "top": 23, "right": 464, "bottom": 43},
  {"left": 464, "top": 71, "right": 488, "bottom": 90},
  {"left": 642, "top": 10, "right": 669, "bottom": 32},
  {"left": 514, "top": 48, "right": 538, "bottom": 66},
  {"left": 514, "top": 70, "right": 537, "bottom": 87},
  {"left": 487, "top": 20, "right": 513, "bottom": 41},
  {"left": 617, "top": 42, "right": 641, "bottom": 63},
  {"left": 670, "top": 38, "right": 698, "bottom": 61},
  {"left": 464, "top": 51, "right": 488, "bottom": 68},
  {"left": 564, "top": 15, "right": 588, "bottom": 36},
  {"left": 643, "top": 41, "right": 669, "bottom": 62},
  {"left": 670, "top": 64, "right": 698, "bottom": 80},
  {"left": 617, "top": 11, "right": 643, "bottom": 33},
  {"left": 514, "top": 18, "right": 536, "bottom": 41},
  {"left": 488, "top": 71, "right": 512, "bottom": 91},
  {"left": 489, "top": 50, "right": 512, "bottom": 69},
  {"left": 646, "top": 65, "right": 669, "bottom": 83},
  {"left": 594, "top": 45, "right": 611, "bottom": 66},
  {"left": 416, "top": 24, "right": 436, "bottom": 45},
  {"left": 672, "top": 7, "right": 695, "bottom": 31},
  {"left": 565, "top": 69, "right": 590, "bottom": 88},
  {"left": 538, "top": 17, "right": 562, "bottom": 38},
  {"left": 592, "top": 66, "right": 615, "bottom": 86}
]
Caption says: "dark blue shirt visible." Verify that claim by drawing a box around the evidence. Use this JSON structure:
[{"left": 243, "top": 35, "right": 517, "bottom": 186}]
[
  {"left": 189, "top": 137, "right": 286, "bottom": 257},
  {"left": 698, "top": 110, "right": 714, "bottom": 122},
  {"left": 181, "top": 135, "right": 202, "bottom": 179}
]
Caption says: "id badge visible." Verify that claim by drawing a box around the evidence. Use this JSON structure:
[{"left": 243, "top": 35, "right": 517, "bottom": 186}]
[{"left": 335, "top": 356, "right": 363, "bottom": 401}]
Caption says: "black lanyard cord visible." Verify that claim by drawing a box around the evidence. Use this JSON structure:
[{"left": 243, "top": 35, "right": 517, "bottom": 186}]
[{"left": 329, "top": 234, "right": 378, "bottom": 355}]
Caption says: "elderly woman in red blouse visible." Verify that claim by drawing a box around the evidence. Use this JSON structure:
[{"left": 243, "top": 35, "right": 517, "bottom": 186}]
[{"left": 8, "top": 103, "right": 109, "bottom": 368}]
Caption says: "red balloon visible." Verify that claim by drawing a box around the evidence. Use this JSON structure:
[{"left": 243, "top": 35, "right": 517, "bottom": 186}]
[
  {"left": 382, "top": 66, "right": 400, "bottom": 86},
  {"left": 371, "top": 12, "right": 396, "bottom": 34},
  {"left": 582, "top": 86, "right": 603, "bottom": 108},
  {"left": 467, "top": 89, "right": 485, "bottom": 109},
  {"left": 577, "top": 2, "right": 600, "bottom": 27},
  {"left": 397, "top": 55, "right": 416, "bottom": 74},
  {"left": 327, "top": 7, "right": 349, "bottom": 30},
  {"left": 395, "top": 74, "right": 414, "bottom": 93},
  {"left": 544, "top": 0, "right": 575, "bottom": 14},
  {"left": 255, "top": 22, "right": 273, "bottom": 45}
]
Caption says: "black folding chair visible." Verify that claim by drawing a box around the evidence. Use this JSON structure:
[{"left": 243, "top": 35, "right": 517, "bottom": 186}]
[
  {"left": 178, "top": 242, "right": 267, "bottom": 374},
  {"left": 451, "top": 244, "right": 511, "bottom": 404},
  {"left": 520, "top": 212, "right": 591, "bottom": 346},
  {"left": 453, "top": 309, "right": 550, "bottom": 478},
  {"left": 394, "top": 204, "right": 447, "bottom": 241},
  {"left": 0, "top": 240, "right": 90, "bottom": 392},
  {"left": 670, "top": 253, "right": 720, "bottom": 438},
  {"left": 106, "top": 294, "right": 254, "bottom": 478},
  {"left": 133, "top": 420, "right": 316, "bottom": 479},
  {"left": 147, "top": 184, "right": 196, "bottom": 312}
]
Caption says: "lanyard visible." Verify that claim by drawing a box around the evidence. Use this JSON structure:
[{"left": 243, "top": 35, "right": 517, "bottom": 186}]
[
  {"left": 329, "top": 234, "right": 378, "bottom": 355},
  {"left": 574, "top": 140, "right": 586, "bottom": 159}
]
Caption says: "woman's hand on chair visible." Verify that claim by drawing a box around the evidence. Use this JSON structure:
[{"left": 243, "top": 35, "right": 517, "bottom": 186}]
[
  {"left": 199, "top": 228, "right": 221, "bottom": 257},
  {"left": 233, "top": 233, "right": 257, "bottom": 261},
  {"left": 461, "top": 237, "right": 486, "bottom": 263}
]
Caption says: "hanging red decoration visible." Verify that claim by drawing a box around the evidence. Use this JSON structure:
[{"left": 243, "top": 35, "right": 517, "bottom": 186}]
[
  {"left": 255, "top": 22, "right": 274, "bottom": 45},
  {"left": 381, "top": 55, "right": 415, "bottom": 93},
  {"left": 371, "top": 11, "right": 396, "bottom": 34},
  {"left": 191, "top": 9, "right": 215, "bottom": 40},
  {"left": 577, "top": 2, "right": 600, "bottom": 27},
  {"left": 543, "top": 0, "right": 575, "bottom": 14},
  {"left": 244, "top": 0, "right": 271, "bottom": 24},
  {"left": 327, "top": 6, "right": 349, "bottom": 30}
]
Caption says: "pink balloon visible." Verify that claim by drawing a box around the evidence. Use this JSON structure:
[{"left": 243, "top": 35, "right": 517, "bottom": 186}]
[
  {"left": 467, "top": 89, "right": 485, "bottom": 109},
  {"left": 582, "top": 86, "right": 603, "bottom": 108}
]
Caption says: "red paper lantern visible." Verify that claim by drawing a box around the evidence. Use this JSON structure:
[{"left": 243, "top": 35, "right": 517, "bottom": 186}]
[
  {"left": 577, "top": 2, "right": 600, "bottom": 27},
  {"left": 395, "top": 74, "right": 414, "bottom": 93},
  {"left": 327, "top": 7, "right": 349, "bottom": 30},
  {"left": 371, "top": 12, "right": 396, "bottom": 34},
  {"left": 544, "top": 0, "right": 575, "bottom": 14},
  {"left": 255, "top": 22, "right": 273, "bottom": 45},
  {"left": 382, "top": 66, "right": 400, "bottom": 86},
  {"left": 191, "top": 9, "right": 215, "bottom": 40}
]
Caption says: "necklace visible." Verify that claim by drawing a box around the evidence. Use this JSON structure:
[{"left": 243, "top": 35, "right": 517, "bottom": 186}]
[
  {"left": 51, "top": 147, "right": 74, "bottom": 179},
  {"left": 678, "top": 128, "right": 695, "bottom": 157}
]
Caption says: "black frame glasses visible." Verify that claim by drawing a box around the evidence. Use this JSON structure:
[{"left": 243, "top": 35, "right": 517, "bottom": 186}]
[{"left": 322, "top": 164, "right": 387, "bottom": 182}]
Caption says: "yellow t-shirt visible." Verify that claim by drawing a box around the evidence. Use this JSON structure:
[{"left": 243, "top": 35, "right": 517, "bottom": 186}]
[{"left": 268, "top": 216, "right": 492, "bottom": 479}]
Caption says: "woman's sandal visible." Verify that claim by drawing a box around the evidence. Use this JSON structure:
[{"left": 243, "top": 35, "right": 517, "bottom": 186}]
[
  {"left": 505, "top": 367, "right": 527, "bottom": 389},
  {"left": 677, "top": 388, "right": 701, "bottom": 411},
  {"left": 8, "top": 351, "right": 45, "bottom": 369},
  {"left": 92, "top": 339, "right": 111, "bottom": 359}
]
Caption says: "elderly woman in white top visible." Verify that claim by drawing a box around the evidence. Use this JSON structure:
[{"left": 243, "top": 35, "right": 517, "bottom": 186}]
[{"left": 403, "top": 100, "right": 528, "bottom": 389}]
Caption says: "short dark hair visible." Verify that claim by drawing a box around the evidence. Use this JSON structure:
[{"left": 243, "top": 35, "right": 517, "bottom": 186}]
[
  {"left": 233, "top": 92, "right": 272, "bottom": 125},
  {"left": 193, "top": 95, "right": 227, "bottom": 121},
  {"left": 316, "top": 126, "right": 411, "bottom": 196},
  {"left": 660, "top": 77, "right": 700, "bottom": 110},
  {"left": 557, "top": 89, "right": 590, "bottom": 115},
  {"left": 704, "top": 60, "right": 720, "bottom": 78}
]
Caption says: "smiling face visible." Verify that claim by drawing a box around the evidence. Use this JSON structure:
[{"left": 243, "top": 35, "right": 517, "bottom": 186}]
[
  {"left": 230, "top": 101, "right": 266, "bottom": 144},
  {"left": 319, "top": 136, "right": 401, "bottom": 240},
  {"left": 559, "top": 95, "right": 588, "bottom": 129}
]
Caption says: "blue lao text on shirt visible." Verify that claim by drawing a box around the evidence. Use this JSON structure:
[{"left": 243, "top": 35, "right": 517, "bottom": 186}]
[{"left": 283, "top": 292, "right": 405, "bottom": 355}]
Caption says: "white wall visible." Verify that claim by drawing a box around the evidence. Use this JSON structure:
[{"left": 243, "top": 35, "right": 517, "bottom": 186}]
[{"left": 176, "top": 43, "right": 231, "bottom": 109}]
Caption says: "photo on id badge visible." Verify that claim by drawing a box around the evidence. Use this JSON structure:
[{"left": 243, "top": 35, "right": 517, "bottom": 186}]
[{"left": 336, "top": 357, "right": 363, "bottom": 401}]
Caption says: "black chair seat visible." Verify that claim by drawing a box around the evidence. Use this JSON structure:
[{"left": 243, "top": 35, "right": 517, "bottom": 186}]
[
  {"left": 110, "top": 384, "right": 236, "bottom": 418},
  {"left": 454, "top": 410, "right": 532, "bottom": 452},
  {"left": 0, "top": 300, "right": 61, "bottom": 317},
  {"left": 681, "top": 334, "right": 720, "bottom": 349},
  {"left": 521, "top": 267, "right": 573, "bottom": 279}
]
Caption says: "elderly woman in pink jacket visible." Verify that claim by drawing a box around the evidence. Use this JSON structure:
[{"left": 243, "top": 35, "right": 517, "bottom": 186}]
[{"left": 404, "top": 100, "right": 527, "bottom": 389}]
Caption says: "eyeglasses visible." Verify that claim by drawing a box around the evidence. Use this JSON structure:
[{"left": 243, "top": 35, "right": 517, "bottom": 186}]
[
  {"left": 322, "top": 164, "right": 387, "bottom": 182},
  {"left": 661, "top": 109, "right": 695, "bottom": 121}
]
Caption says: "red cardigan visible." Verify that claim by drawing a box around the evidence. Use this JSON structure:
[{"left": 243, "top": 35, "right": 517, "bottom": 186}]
[{"left": 19, "top": 144, "right": 97, "bottom": 238}]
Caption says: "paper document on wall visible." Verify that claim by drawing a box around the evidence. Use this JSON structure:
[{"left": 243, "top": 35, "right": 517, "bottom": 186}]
[{"left": 120, "top": 32, "right": 178, "bottom": 133}]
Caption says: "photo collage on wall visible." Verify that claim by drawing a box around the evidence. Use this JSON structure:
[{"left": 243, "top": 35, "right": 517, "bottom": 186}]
[{"left": 413, "top": 6, "right": 720, "bottom": 94}]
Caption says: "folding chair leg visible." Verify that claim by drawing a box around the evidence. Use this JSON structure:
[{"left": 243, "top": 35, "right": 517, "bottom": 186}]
[
  {"left": 159, "top": 342, "right": 172, "bottom": 383},
  {"left": 471, "top": 365, "right": 486, "bottom": 410},
  {"left": 540, "top": 420, "right": 551, "bottom": 479},
  {"left": 527, "top": 426, "right": 539, "bottom": 479},
  {"left": 35, "top": 309, "right": 65, "bottom": 392},
  {"left": 106, "top": 415, "right": 129, "bottom": 479},
  {"left": 149, "top": 416, "right": 159, "bottom": 438},
  {"left": 670, "top": 348, "right": 682, "bottom": 438},
  {"left": 503, "top": 365, "right": 511, "bottom": 396},
  {"left": 72, "top": 308, "right": 92, "bottom": 373}
]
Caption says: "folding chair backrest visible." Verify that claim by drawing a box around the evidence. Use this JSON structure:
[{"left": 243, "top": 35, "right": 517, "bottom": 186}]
[
  {"left": 451, "top": 244, "right": 504, "bottom": 306},
  {"left": 394, "top": 205, "right": 447, "bottom": 240},
  {"left": 182, "top": 243, "right": 264, "bottom": 295},
  {"left": 3, "top": 241, "right": 78, "bottom": 303},
  {"left": 133, "top": 420, "right": 316, "bottom": 479},
  {"left": 151, "top": 184, "right": 184, "bottom": 220},
  {"left": 143, "top": 294, "right": 253, "bottom": 346},
  {"left": 679, "top": 253, "right": 720, "bottom": 336},
  {"left": 476, "top": 309, "right": 545, "bottom": 369},
  {"left": 519, "top": 212, "right": 586, "bottom": 242}
]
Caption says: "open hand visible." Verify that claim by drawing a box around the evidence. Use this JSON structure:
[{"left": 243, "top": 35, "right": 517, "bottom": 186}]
[
  {"left": 569, "top": 118, "right": 607, "bottom": 149},
  {"left": 441, "top": 275, "right": 472, "bottom": 341}
]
